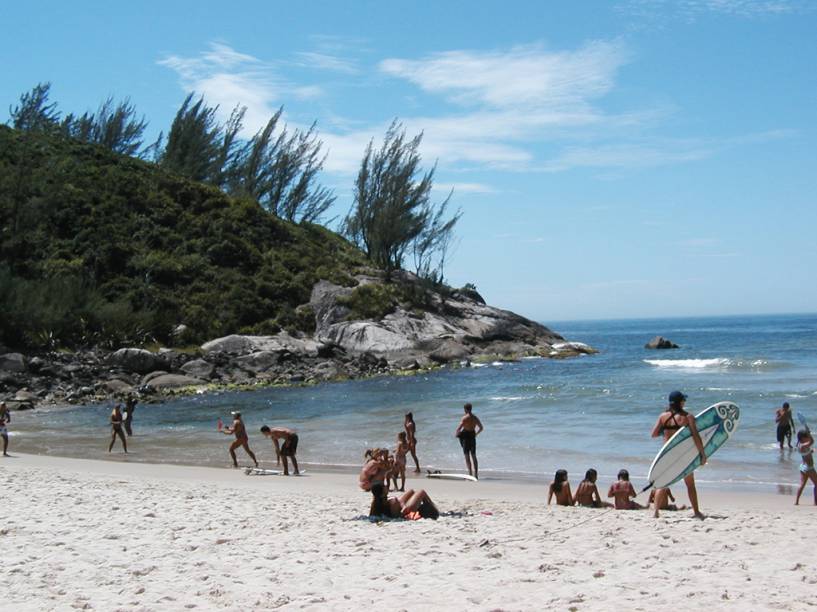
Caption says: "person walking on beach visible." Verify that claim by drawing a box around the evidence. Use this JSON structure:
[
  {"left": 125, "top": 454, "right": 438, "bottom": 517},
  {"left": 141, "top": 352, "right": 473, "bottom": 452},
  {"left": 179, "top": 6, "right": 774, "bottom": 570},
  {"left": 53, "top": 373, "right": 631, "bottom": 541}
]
[
  {"left": 0, "top": 401, "right": 10, "bottom": 457},
  {"left": 794, "top": 429, "right": 817, "bottom": 505},
  {"left": 259, "top": 425, "right": 299, "bottom": 475},
  {"left": 222, "top": 411, "right": 258, "bottom": 469},
  {"left": 108, "top": 404, "right": 128, "bottom": 453},
  {"left": 651, "top": 391, "right": 706, "bottom": 519},
  {"left": 775, "top": 401, "right": 795, "bottom": 449},
  {"left": 455, "top": 403, "right": 484, "bottom": 480},
  {"left": 404, "top": 412, "right": 420, "bottom": 473},
  {"left": 123, "top": 393, "right": 138, "bottom": 437}
]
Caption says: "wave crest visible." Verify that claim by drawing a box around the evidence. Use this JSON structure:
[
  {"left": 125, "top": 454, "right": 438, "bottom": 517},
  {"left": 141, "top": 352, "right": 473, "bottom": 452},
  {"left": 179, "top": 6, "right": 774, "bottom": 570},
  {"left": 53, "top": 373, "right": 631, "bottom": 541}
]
[{"left": 643, "top": 358, "right": 774, "bottom": 370}]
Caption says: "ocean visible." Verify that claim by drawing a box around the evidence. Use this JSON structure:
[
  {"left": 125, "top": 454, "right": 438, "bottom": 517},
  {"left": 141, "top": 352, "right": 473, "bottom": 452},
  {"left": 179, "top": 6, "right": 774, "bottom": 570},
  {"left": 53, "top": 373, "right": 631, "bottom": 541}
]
[{"left": 9, "top": 313, "right": 816, "bottom": 494}]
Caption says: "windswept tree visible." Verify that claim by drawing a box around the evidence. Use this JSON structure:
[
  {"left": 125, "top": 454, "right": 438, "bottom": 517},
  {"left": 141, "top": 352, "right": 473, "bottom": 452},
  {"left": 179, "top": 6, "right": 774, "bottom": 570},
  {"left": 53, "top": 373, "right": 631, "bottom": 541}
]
[
  {"left": 8, "top": 82, "right": 60, "bottom": 133},
  {"left": 159, "top": 93, "right": 223, "bottom": 182},
  {"left": 343, "top": 121, "right": 460, "bottom": 280},
  {"left": 62, "top": 97, "right": 148, "bottom": 156}
]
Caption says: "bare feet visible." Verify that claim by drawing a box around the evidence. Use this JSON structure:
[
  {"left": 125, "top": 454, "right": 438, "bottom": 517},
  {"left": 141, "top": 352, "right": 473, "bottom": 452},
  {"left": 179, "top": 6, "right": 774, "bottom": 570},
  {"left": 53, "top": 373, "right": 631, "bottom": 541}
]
[{"left": 692, "top": 511, "right": 706, "bottom": 520}]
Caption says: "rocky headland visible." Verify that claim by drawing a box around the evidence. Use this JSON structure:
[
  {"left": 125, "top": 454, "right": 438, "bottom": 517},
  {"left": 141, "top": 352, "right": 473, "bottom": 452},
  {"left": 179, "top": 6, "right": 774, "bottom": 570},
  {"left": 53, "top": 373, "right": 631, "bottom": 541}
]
[{"left": 0, "top": 272, "right": 595, "bottom": 410}]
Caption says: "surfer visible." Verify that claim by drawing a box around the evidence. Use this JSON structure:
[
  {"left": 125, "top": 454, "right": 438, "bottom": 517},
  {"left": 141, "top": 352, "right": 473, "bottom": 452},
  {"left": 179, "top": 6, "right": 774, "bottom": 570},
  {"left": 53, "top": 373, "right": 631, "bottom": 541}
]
[
  {"left": 775, "top": 402, "right": 795, "bottom": 449},
  {"left": 651, "top": 391, "right": 706, "bottom": 519},
  {"left": 108, "top": 404, "right": 128, "bottom": 454},
  {"left": 573, "top": 468, "right": 612, "bottom": 508},
  {"left": 455, "top": 403, "right": 484, "bottom": 480},
  {"left": 222, "top": 411, "right": 258, "bottom": 469},
  {"left": 608, "top": 469, "right": 645, "bottom": 510},
  {"left": 369, "top": 484, "right": 440, "bottom": 520},
  {"left": 259, "top": 425, "right": 299, "bottom": 475},
  {"left": 404, "top": 413, "right": 420, "bottom": 473},
  {"left": 0, "top": 401, "right": 10, "bottom": 456},
  {"left": 123, "top": 393, "right": 137, "bottom": 437},
  {"left": 547, "top": 469, "right": 573, "bottom": 506},
  {"left": 794, "top": 429, "right": 817, "bottom": 505}
]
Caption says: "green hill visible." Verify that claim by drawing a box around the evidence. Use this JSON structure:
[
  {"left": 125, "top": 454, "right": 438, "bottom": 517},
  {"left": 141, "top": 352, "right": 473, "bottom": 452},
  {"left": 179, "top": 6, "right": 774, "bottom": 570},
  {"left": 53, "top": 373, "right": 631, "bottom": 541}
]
[{"left": 0, "top": 125, "right": 368, "bottom": 350}]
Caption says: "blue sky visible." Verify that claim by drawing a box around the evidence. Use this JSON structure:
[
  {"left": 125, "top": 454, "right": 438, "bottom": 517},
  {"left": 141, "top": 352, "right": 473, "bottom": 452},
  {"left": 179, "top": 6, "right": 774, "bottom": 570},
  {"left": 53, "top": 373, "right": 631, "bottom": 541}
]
[{"left": 3, "top": 1, "right": 816, "bottom": 321}]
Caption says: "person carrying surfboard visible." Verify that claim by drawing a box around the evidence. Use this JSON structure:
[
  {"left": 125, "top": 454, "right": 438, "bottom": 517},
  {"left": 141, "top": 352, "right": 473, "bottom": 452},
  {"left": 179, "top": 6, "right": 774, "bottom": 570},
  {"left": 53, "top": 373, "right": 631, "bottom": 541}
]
[
  {"left": 455, "top": 403, "right": 484, "bottom": 480},
  {"left": 651, "top": 391, "right": 707, "bottom": 519}
]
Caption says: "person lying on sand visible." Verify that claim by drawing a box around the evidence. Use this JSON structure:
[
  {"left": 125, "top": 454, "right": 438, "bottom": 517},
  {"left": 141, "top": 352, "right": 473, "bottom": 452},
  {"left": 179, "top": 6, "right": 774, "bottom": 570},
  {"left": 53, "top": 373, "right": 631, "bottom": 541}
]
[
  {"left": 259, "top": 425, "right": 299, "bottom": 475},
  {"left": 648, "top": 487, "right": 687, "bottom": 511},
  {"left": 369, "top": 484, "right": 440, "bottom": 520},
  {"left": 608, "top": 469, "right": 644, "bottom": 510},
  {"left": 547, "top": 469, "right": 573, "bottom": 506},
  {"left": 222, "top": 411, "right": 258, "bottom": 469},
  {"left": 573, "top": 469, "right": 612, "bottom": 508}
]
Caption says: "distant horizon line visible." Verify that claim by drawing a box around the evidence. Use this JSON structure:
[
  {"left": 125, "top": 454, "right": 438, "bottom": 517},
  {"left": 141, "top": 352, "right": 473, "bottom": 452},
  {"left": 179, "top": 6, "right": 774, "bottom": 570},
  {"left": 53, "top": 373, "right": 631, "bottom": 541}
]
[{"left": 539, "top": 310, "right": 817, "bottom": 326}]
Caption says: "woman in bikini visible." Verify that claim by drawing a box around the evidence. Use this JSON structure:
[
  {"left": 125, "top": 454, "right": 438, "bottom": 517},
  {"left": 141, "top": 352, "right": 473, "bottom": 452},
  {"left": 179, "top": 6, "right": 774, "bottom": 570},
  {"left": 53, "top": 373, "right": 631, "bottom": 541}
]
[
  {"left": 651, "top": 390, "right": 706, "bottom": 519},
  {"left": 547, "top": 469, "right": 573, "bottom": 506},
  {"left": 369, "top": 484, "right": 440, "bottom": 520},
  {"left": 794, "top": 429, "right": 817, "bottom": 505},
  {"left": 108, "top": 404, "right": 128, "bottom": 453},
  {"left": 574, "top": 468, "right": 612, "bottom": 508},
  {"left": 393, "top": 432, "right": 409, "bottom": 492},
  {"left": 404, "top": 413, "right": 420, "bottom": 473}
]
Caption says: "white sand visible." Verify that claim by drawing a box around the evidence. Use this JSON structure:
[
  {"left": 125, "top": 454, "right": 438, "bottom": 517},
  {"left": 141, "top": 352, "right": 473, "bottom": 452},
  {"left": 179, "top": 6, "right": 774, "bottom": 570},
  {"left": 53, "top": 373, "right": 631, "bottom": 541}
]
[{"left": 1, "top": 453, "right": 815, "bottom": 611}]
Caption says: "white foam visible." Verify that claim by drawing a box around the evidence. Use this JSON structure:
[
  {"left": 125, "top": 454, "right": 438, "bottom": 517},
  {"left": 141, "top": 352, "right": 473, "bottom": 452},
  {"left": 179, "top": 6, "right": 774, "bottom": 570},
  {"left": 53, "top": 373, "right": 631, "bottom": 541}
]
[
  {"left": 643, "top": 358, "right": 729, "bottom": 369},
  {"left": 489, "top": 396, "right": 528, "bottom": 402}
]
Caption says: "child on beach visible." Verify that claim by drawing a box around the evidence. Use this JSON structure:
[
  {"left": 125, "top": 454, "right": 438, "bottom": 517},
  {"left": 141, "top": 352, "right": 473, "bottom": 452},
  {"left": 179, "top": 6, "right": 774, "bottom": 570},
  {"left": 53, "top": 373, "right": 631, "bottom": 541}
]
[
  {"left": 608, "top": 469, "right": 644, "bottom": 510},
  {"left": 795, "top": 429, "right": 817, "bottom": 505},
  {"left": 647, "top": 488, "right": 687, "bottom": 512},
  {"left": 393, "top": 432, "right": 409, "bottom": 492},
  {"left": 573, "top": 469, "right": 612, "bottom": 508},
  {"left": 547, "top": 469, "right": 573, "bottom": 506}
]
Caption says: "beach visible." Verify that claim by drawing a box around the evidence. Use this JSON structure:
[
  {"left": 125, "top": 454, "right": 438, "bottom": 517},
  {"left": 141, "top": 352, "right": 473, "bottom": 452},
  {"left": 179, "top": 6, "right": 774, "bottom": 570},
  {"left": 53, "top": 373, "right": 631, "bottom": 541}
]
[{"left": 1, "top": 453, "right": 814, "bottom": 611}]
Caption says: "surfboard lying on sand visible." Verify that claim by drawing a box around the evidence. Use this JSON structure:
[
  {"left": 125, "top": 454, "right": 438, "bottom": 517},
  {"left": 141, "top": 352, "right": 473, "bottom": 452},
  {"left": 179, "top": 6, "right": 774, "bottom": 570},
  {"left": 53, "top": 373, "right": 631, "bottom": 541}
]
[
  {"left": 426, "top": 470, "right": 477, "bottom": 482},
  {"left": 244, "top": 467, "right": 307, "bottom": 476},
  {"left": 646, "top": 401, "right": 740, "bottom": 490}
]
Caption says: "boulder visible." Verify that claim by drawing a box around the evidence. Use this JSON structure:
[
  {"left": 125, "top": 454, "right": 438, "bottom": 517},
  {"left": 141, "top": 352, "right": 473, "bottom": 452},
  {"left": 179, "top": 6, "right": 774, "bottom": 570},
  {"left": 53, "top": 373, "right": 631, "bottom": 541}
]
[
  {"left": 645, "top": 336, "right": 679, "bottom": 350},
  {"left": 141, "top": 371, "right": 169, "bottom": 386},
  {"left": 233, "top": 351, "right": 282, "bottom": 373},
  {"left": 201, "top": 333, "right": 324, "bottom": 358},
  {"left": 13, "top": 389, "right": 37, "bottom": 402},
  {"left": 180, "top": 359, "right": 216, "bottom": 379},
  {"left": 0, "top": 353, "right": 27, "bottom": 373},
  {"left": 100, "top": 379, "right": 134, "bottom": 395},
  {"left": 109, "top": 348, "right": 168, "bottom": 374},
  {"left": 144, "top": 374, "right": 206, "bottom": 391},
  {"left": 428, "top": 339, "right": 471, "bottom": 363}
]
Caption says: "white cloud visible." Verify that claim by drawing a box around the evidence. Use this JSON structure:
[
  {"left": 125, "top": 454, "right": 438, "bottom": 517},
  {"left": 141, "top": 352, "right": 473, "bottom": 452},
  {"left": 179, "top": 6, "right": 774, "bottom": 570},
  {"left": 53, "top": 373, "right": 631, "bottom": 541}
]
[
  {"left": 294, "top": 51, "right": 359, "bottom": 74},
  {"left": 433, "top": 182, "right": 496, "bottom": 194},
  {"left": 621, "top": 0, "right": 806, "bottom": 22}
]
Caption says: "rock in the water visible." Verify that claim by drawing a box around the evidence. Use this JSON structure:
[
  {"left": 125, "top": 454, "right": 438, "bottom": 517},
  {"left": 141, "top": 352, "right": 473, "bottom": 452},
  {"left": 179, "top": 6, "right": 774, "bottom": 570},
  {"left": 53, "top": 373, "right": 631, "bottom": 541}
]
[
  {"left": 645, "top": 336, "right": 679, "bottom": 349},
  {"left": 109, "top": 348, "right": 168, "bottom": 374},
  {"left": 180, "top": 359, "right": 216, "bottom": 379},
  {"left": 144, "top": 374, "right": 206, "bottom": 391},
  {"left": 0, "top": 353, "right": 27, "bottom": 373}
]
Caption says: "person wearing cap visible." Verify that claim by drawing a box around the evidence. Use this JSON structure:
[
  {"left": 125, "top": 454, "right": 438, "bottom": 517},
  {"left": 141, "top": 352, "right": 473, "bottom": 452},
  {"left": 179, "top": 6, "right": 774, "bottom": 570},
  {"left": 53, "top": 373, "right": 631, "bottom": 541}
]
[
  {"left": 259, "top": 425, "right": 300, "bottom": 475},
  {"left": 775, "top": 401, "right": 795, "bottom": 449},
  {"left": 222, "top": 411, "right": 258, "bottom": 469},
  {"left": 651, "top": 391, "right": 707, "bottom": 519}
]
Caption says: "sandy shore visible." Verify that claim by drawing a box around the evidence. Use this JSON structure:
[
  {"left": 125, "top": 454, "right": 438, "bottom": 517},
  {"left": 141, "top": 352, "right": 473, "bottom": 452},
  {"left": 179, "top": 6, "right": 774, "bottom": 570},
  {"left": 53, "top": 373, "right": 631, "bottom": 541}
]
[{"left": 1, "top": 453, "right": 815, "bottom": 611}]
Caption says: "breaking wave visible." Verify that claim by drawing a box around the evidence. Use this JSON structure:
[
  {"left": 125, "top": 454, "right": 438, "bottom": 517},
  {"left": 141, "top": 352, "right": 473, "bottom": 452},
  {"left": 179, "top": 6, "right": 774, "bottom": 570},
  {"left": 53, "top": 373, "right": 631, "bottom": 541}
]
[{"left": 643, "top": 358, "right": 777, "bottom": 371}]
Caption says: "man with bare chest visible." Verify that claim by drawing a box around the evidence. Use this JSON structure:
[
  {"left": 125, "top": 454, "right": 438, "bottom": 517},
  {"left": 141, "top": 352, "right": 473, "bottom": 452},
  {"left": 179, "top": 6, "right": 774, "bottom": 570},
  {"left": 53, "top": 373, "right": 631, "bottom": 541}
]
[
  {"left": 455, "top": 403, "right": 484, "bottom": 479},
  {"left": 260, "top": 425, "right": 300, "bottom": 475}
]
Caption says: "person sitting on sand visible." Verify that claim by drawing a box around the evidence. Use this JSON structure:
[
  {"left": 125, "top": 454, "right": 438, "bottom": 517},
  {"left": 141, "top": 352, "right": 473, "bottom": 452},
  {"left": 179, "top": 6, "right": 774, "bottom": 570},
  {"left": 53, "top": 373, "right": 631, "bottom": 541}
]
[
  {"left": 259, "top": 425, "right": 300, "bottom": 475},
  {"left": 648, "top": 488, "right": 687, "bottom": 512},
  {"left": 108, "top": 404, "right": 128, "bottom": 454},
  {"left": 0, "top": 401, "right": 11, "bottom": 457},
  {"left": 547, "top": 469, "right": 573, "bottom": 506},
  {"left": 795, "top": 429, "right": 817, "bottom": 505},
  {"left": 393, "top": 432, "right": 409, "bottom": 492},
  {"left": 573, "top": 469, "right": 612, "bottom": 508},
  {"left": 608, "top": 469, "right": 644, "bottom": 510},
  {"left": 222, "top": 411, "right": 258, "bottom": 469},
  {"left": 404, "top": 413, "right": 420, "bottom": 473},
  {"left": 775, "top": 402, "right": 795, "bottom": 450},
  {"left": 651, "top": 390, "right": 706, "bottom": 519},
  {"left": 369, "top": 483, "right": 440, "bottom": 520},
  {"left": 359, "top": 448, "right": 389, "bottom": 491}
]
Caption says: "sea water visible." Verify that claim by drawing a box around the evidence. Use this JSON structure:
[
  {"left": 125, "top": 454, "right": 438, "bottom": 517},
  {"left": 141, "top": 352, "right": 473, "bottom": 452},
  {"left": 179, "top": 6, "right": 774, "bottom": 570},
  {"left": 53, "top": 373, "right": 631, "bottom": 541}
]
[{"left": 9, "top": 313, "right": 817, "bottom": 493}]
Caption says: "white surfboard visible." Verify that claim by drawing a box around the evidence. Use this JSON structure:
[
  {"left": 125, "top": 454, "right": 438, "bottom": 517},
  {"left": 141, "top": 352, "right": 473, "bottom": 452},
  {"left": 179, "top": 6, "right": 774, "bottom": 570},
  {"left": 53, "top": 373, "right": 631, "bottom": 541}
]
[
  {"left": 426, "top": 471, "right": 477, "bottom": 482},
  {"left": 244, "top": 467, "right": 281, "bottom": 476},
  {"left": 646, "top": 401, "right": 740, "bottom": 490}
]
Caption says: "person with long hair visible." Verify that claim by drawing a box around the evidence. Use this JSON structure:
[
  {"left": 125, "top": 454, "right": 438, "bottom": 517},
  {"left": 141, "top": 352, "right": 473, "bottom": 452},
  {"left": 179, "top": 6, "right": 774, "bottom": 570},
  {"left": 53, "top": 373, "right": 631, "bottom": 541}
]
[
  {"left": 108, "top": 404, "right": 128, "bottom": 454},
  {"left": 794, "top": 429, "right": 817, "bottom": 505},
  {"left": 651, "top": 391, "right": 706, "bottom": 519},
  {"left": 547, "top": 469, "right": 572, "bottom": 506},
  {"left": 369, "top": 484, "right": 440, "bottom": 520},
  {"left": 573, "top": 468, "right": 611, "bottom": 508},
  {"left": 404, "top": 413, "right": 420, "bottom": 473}
]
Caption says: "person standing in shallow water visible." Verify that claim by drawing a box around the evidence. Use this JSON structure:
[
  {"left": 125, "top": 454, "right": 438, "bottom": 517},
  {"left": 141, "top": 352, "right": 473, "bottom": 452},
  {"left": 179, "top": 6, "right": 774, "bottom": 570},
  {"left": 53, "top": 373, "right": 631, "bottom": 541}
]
[
  {"left": 775, "top": 401, "right": 795, "bottom": 450},
  {"left": 651, "top": 391, "right": 706, "bottom": 519},
  {"left": 404, "top": 412, "right": 420, "bottom": 473},
  {"left": 222, "top": 411, "right": 258, "bottom": 469},
  {"left": 0, "top": 401, "right": 11, "bottom": 456},
  {"left": 123, "top": 393, "right": 138, "bottom": 437},
  {"left": 455, "top": 403, "right": 484, "bottom": 480},
  {"left": 108, "top": 404, "right": 128, "bottom": 453}
]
